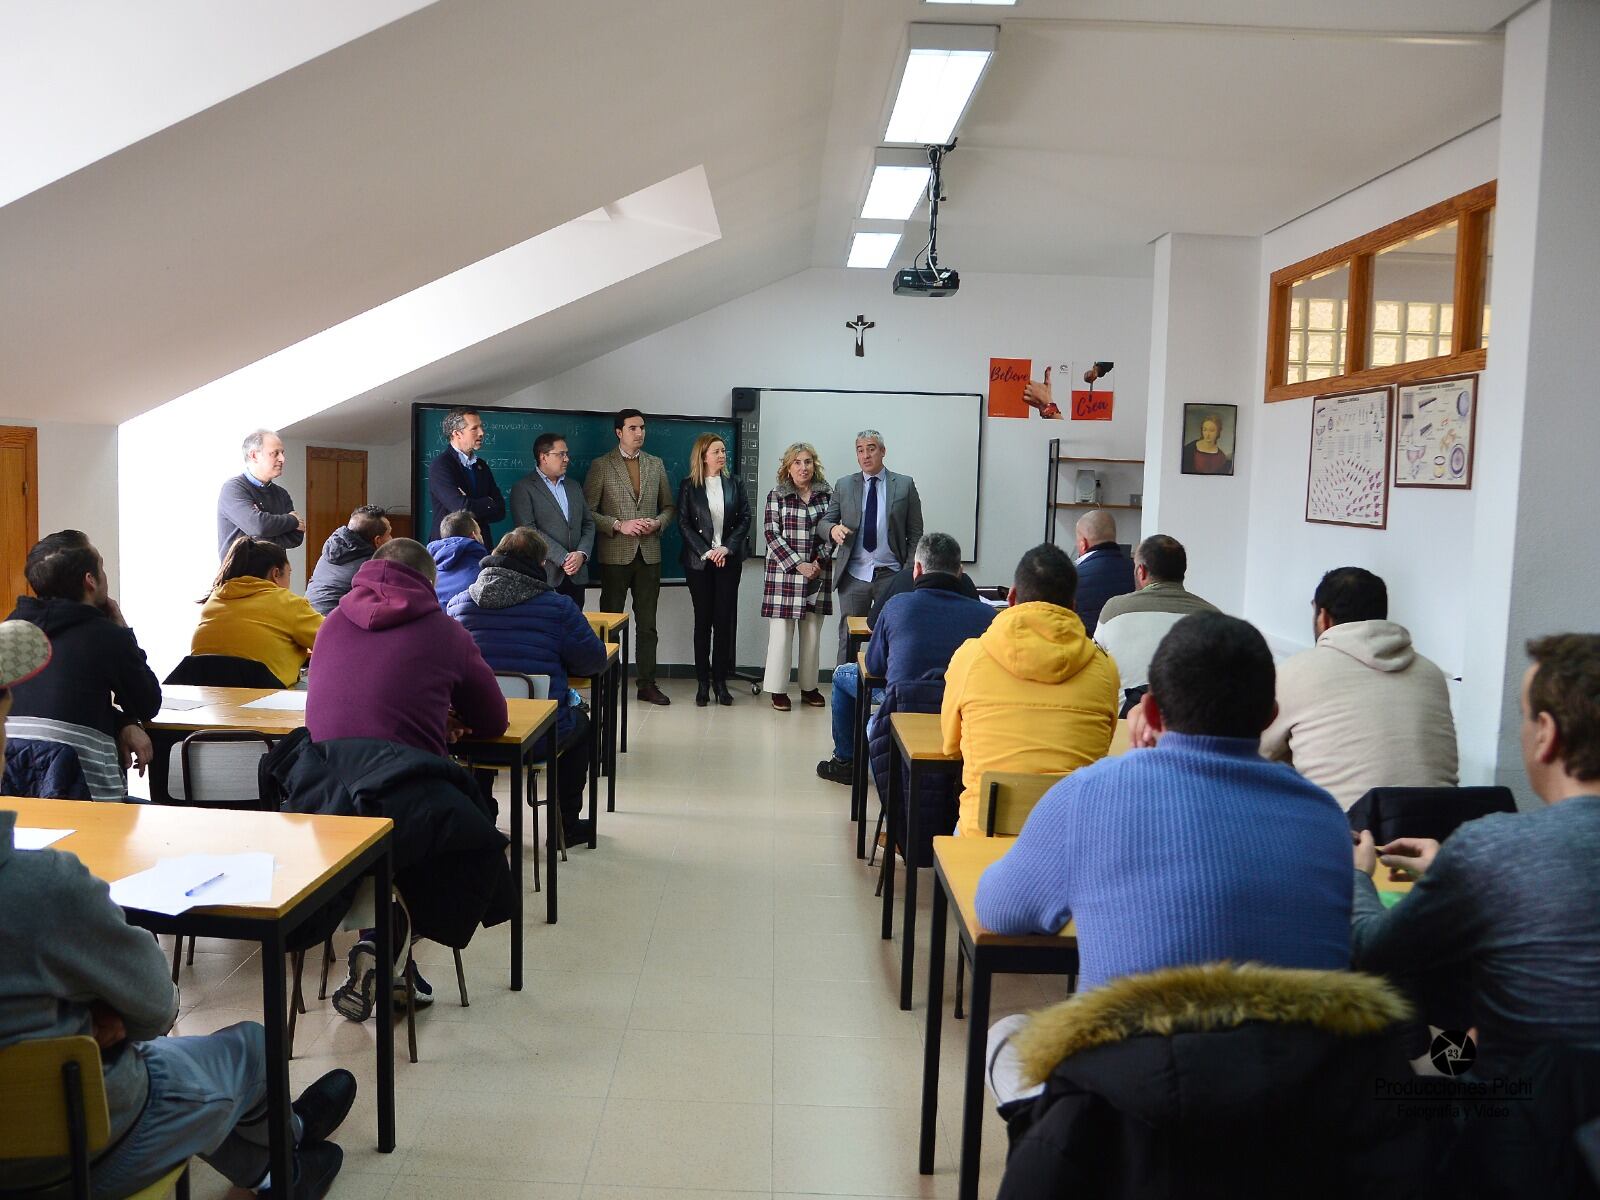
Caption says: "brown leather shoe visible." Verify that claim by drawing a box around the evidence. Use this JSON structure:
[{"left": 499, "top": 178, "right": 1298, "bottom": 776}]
[
  {"left": 800, "top": 689, "right": 826, "bottom": 708},
  {"left": 770, "top": 693, "right": 791, "bottom": 711},
  {"left": 637, "top": 682, "right": 671, "bottom": 706}
]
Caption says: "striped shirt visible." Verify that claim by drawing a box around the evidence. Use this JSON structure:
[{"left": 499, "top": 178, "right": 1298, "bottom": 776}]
[{"left": 3, "top": 716, "right": 127, "bottom": 801}]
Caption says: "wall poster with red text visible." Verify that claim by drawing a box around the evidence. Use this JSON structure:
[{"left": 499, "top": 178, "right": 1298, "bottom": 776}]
[{"left": 988, "top": 358, "right": 1031, "bottom": 418}]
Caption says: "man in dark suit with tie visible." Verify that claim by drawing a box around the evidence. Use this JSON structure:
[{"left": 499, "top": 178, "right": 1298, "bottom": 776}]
[
  {"left": 510, "top": 432, "right": 596, "bottom": 608},
  {"left": 1071, "top": 508, "right": 1136, "bottom": 635},
  {"left": 817, "top": 429, "right": 924, "bottom": 665},
  {"left": 427, "top": 407, "right": 507, "bottom": 543}
]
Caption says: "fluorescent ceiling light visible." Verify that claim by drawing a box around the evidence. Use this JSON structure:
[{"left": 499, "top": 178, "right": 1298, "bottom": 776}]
[
  {"left": 848, "top": 232, "right": 902, "bottom": 269},
  {"left": 861, "top": 162, "right": 931, "bottom": 221},
  {"left": 884, "top": 25, "right": 998, "bottom": 145}
]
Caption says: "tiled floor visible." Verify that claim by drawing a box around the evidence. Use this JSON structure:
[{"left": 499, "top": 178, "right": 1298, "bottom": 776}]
[{"left": 172, "top": 687, "right": 1066, "bottom": 1199}]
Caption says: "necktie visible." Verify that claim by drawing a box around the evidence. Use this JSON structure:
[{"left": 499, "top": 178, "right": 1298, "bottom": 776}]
[{"left": 862, "top": 476, "right": 878, "bottom": 553}]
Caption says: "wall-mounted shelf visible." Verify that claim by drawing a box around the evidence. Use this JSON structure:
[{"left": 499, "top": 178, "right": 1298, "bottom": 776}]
[{"left": 1044, "top": 437, "right": 1146, "bottom": 543}]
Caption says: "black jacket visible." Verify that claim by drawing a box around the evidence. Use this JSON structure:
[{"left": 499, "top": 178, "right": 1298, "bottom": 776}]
[
  {"left": 4, "top": 596, "right": 162, "bottom": 739},
  {"left": 1073, "top": 541, "right": 1135, "bottom": 636},
  {"left": 998, "top": 964, "right": 1435, "bottom": 1200},
  {"left": 262, "top": 729, "right": 514, "bottom": 950},
  {"left": 428, "top": 450, "right": 506, "bottom": 543},
  {"left": 677, "top": 475, "right": 752, "bottom": 570},
  {"left": 305, "top": 526, "right": 380, "bottom": 615}
]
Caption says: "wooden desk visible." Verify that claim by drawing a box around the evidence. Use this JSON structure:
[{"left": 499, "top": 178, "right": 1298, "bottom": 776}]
[
  {"left": 846, "top": 615, "right": 871, "bottom": 659},
  {"left": 585, "top": 612, "right": 630, "bottom": 755},
  {"left": 569, "top": 641, "right": 622, "bottom": 817},
  {"left": 148, "top": 687, "right": 561, "bottom": 986},
  {"left": 2, "top": 797, "right": 398, "bottom": 1195},
  {"left": 883, "top": 712, "right": 962, "bottom": 1010},
  {"left": 921, "top": 836, "right": 1077, "bottom": 1200},
  {"left": 852, "top": 647, "right": 884, "bottom": 861}
]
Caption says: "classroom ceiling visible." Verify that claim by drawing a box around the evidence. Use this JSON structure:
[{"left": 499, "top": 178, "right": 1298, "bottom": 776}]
[{"left": 0, "top": 0, "right": 1514, "bottom": 438}]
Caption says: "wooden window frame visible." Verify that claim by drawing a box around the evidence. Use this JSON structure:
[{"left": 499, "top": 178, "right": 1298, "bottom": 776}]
[{"left": 1265, "top": 180, "right": 1495, "bottom": 403}]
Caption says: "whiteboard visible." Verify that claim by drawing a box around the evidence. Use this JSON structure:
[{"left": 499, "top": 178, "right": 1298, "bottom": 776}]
[{"left": 751, "top": 389, "right": 982, "bottom": 559}]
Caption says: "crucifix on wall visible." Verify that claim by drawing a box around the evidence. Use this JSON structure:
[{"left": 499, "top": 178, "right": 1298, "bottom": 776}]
[{"left": 846, "top": 314, "right": 875, "bottom": 357}]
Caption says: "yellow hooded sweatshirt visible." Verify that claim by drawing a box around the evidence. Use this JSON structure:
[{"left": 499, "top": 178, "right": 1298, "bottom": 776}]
[
  {"left": 940, "top": 600, "right": 1120, "bottom": 836},
  {"left": 191, "top": 576, "right": 323, "bottom": 687}
]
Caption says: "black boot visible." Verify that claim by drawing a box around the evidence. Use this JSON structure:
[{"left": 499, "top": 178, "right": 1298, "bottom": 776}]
[
  {"left": 695, "top": 676, "right": 711, "bottom": 707},
  {"left": 714, "top": 679, "right": 734, "bottom": 706}
]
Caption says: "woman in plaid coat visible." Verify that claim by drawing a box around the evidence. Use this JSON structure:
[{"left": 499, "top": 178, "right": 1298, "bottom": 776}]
[{"left": 762, "top": 442, "right": 833, "bottom": 711}]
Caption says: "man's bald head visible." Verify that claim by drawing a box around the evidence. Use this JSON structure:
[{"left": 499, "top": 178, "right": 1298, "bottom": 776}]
[{"left": 1075, "top": 509, "right": 1117, "bottom": 547}]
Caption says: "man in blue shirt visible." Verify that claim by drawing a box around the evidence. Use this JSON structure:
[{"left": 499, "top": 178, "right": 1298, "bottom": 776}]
[{"left": 510, "top": 432, "right": 596, "bottom": 608}]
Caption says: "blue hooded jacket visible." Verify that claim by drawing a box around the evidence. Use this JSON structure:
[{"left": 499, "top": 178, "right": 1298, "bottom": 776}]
[{"left": 428, "top": 536, "right": 489, "bottom": 607}]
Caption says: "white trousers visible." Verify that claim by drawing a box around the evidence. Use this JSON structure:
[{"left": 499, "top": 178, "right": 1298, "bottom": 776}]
[
  {"left": 763, "top": 612, "right": 823, "bottom": 694},
  {"left": 986, "top": 1013, "right": 1046, "bottom": 1109}
]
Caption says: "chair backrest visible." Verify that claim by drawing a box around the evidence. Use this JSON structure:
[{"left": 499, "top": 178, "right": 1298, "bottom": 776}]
[
  {"left": 495, "top": 671, "right": 551, "bottom": 700},
  {"left": 0, "top": 1035, "right": 109, "bottom": 1173},
  {"left": 977, "top": 771, "right": 1066, "bottom": 837},
  {"left": 1348, "top": 786, "right": 1518, "bottom": 845},
  {"left": 171, "top": 730, "right": 275, "bottom": 808},
  {"left": 164, "top": 654, "right": 281, "bottom": 689}
]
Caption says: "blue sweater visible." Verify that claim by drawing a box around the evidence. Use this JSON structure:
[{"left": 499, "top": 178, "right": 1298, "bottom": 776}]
[
  {"left": 975, "top": 733, "right": 1352, "bottom": 991},
  {"left": 865, "top": 575, "right": 996, "bottom": 687}
]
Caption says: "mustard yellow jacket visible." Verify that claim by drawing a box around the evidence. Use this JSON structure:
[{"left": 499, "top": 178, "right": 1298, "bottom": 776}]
[
  {"left": 940, "top": 601, "right": 1120, "bottom": 836},
  {"left": 191, "top": 577, "right": 323, "bottom": 687}
]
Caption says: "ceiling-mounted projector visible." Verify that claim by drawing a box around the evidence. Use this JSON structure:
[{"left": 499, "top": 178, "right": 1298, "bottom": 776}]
[{"left": 893, "top": 267, "right": 960, "bottom": 297}]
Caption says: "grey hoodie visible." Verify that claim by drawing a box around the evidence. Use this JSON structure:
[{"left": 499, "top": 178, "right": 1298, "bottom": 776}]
[{"left": 1260, "top": 619, "right": 1458, "bottom": 810}]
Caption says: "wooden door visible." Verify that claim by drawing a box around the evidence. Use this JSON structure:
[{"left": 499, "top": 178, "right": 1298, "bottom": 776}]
[
  {"left": 305, "top": 447, "right": 367, "bottom": 560},
  {"left": 0, "top": 427, "right": 39, "bottom": 611}
]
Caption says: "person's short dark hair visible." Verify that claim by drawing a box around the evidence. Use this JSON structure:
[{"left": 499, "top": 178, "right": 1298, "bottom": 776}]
[
  {"left": 1149, "top": 612, "right": 1277, "bottom": 738},
  {"left": 374, "top": 537, "right": 437, "bottom": 583},
  {"left": 440, "top": 510, "right": 481, "bottom": 541},
  {"left": 1013, "top": 544, "right": 1078, "bottom": 608},
  {"left": 914, "top": 532, "right": 962, "bottom": 576},
  {"left": 1313, "top": 567, "right": 1388, "bottom": 625},
  {"left": 533, "top": 432, "right": 567, "bottom": 460},
  {"left": 614, "top": 408, "right": 644, "bottom": 433},
  {"left": 1526, "top": 634, "right": 1600, "bottom": 782},
  {"left": 1136, "top": 535, "right": 1186, "bottom": 584},
  {"left": 440, "top": 407, "right": 479, "bottom": 442},
  {"left": 493, "top": 526, "right": 549, "bottom": 567},
  {"left": 24, "top": 530, "right": 100, "bottom": 601},
  {"left": 348, "top": 505, "right": 388, "bottom": 542}
]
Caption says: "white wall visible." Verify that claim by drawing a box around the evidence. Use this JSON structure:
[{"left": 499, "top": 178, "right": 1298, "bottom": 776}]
[
  {"left": 1239, "top": 121, "right": 1500, "bottom": 679},
  {"left": 497, "top": 266, "right": 1153, "bottom": 671},
  {"left": 3, "top": 419, "right": 121, "bottom": 593}
]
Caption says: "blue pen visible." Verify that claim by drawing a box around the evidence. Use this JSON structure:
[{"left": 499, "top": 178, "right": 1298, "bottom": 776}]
[{"left": 185, "top": 872, "right": 227, "bottom": 898}]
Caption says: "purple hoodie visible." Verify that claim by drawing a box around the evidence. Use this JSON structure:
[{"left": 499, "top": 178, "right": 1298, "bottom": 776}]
[{"left": 306, "top": 558, "right": 507, "bottom": 757}]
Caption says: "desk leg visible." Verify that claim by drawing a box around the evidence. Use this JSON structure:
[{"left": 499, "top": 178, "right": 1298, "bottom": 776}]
[
  {"left": 853, "top": 680, "right": 868, "bottom": 859},
  {"left": 261, "top": 926, "right": 294, "bottom": 1193},
  {"left": 373, "top": 845, "right": 395, "bottom": 1153},
  {"left": 619, "top": 627, "right": 630, "bottom": 754},
  {"left": 957, "top": 954, "right": 992, "bottom": 1200},
  {"left": 900, "top": 761, "right": 920, "bottom": 1011},
  {"left": 510, "top": 753, "right": 524, "bottom": 991},
  {"left": 605, "top": 661, "right": 617, "bottom": 812},
  {"left": 546, "top": 750, "right": 559, "bottom": 926},
  {"left": 920, "top": 883, "right": 947, "bottom": 1174},
  {"left": 881, "top": 749, "right": 900, "bottom": 941},
  {"left": 586, "top": 707, "right": 600, "bottom": 831},
  {"left": 148, "top": 730, "right": 179, "bottom": 804}
]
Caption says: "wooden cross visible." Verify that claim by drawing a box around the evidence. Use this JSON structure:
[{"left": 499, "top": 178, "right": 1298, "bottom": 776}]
[{"left": 846, "top": 314, "right": 875, "bottom": 358}]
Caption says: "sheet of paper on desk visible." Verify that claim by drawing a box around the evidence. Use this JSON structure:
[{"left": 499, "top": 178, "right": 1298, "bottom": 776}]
[
  {"left": 240, "top": 691, "right": 306, "bottom": 711},
  {"left": 14, "top": 827, "right": 74, "bottom": 850},
  {"left": 110, "top": 852, "right": 276, "bottom": 915},
  {"left": 158, "top": 697, "right": 208, "bottom": 712}
]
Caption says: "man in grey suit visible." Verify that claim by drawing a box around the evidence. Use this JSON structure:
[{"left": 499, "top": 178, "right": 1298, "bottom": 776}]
[
  {"left": 510, "top": 432, "right": 596, "bottom": 607},
  {"left": 817, "top": 429, "right": 925, "bottom": 664}
]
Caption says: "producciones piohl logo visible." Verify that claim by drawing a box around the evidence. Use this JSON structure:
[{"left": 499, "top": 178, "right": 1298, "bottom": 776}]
[{"left": 1429, "top": 1030, "right": 1478, "bottom": 1077}]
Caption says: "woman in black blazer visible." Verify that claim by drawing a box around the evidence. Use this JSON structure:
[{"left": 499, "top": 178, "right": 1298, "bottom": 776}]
[{"left": 679, "top": 434, "right": 751, "bottom": 706}]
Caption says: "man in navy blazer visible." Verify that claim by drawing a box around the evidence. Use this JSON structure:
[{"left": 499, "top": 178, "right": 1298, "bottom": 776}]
[
  {"left": 1071, "top": 509, "right": 1135, "bottom": 635},
  {"left": 427, "top": 408, "right": 507, "bottom": 542}
]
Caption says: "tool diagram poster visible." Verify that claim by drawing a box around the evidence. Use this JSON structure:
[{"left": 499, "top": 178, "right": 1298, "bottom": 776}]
[
  {"left": 1394, "top": 375, "right": 1476, "bottom": 489},
  {"left": 1306, "top": 387, "right": 1391, "bottom": 529}
]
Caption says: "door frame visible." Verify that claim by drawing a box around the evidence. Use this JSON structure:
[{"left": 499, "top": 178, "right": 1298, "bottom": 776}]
[{"left": 0, "top": 425, "right": 40, "bottom": 603}]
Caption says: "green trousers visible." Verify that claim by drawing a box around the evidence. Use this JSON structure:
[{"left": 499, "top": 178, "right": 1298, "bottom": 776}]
[{"left": 598, "top": 552, "right": 662, "bottom": 686}]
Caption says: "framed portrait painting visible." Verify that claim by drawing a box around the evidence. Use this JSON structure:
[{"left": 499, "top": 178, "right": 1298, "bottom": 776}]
[{"left": 1179, "top": 404, "right": 1237, "bottom": 476}]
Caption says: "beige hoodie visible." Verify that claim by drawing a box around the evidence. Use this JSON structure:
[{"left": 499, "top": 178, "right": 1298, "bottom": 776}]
[{"left": 1260, "top": 619, "right": 1458, "bottom": 810}]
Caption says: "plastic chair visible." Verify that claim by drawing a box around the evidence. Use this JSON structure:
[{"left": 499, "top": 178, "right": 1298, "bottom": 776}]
[
  {"left": 163, "top": 654, "right": 281, "bottom": 689},
  {"left": 0, "top": 1035, "right": 189, "bottom": 1199},
  {"left": 1347, "top": 785, "right": 1517, "bottom": 846}
]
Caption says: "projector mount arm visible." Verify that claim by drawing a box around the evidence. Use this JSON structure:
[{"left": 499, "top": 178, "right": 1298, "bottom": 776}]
[{"left": 911, "top": 139, "right": 956, "bottom": 283}]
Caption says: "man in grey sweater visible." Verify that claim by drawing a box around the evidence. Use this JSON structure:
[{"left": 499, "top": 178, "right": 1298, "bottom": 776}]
[
  {"left": 1351, "top": 632, "right": 1600, "bottom": 1079},
  {"left": 0, "top": 621, "right": 353, "bottom": 1198},
  {"left": 217, "top": 429, "right": 306, "bottom": 559}
]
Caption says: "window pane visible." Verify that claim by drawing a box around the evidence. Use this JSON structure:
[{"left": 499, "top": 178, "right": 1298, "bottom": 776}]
[
  {"left": 1285, "top": 365, "right": 1303, "bottom": 384},
  {"left": 1335, "top": 333, "right": 1347, "bottom": 369},
  {"left": 1307, "top": 332, "right": 1335, "bottom": 364},
  {"left": 1370, "top": 218, "right": 1457, "bottom": 369},
  {"left": 1405, "top": 335, "right": 1434, "bottom": 362},
  {"left": 1482, "top": 209, "right": 1494, "bottom": 351},
  {"left": 1287, "top": 263, "right": 1349, "bottom": 385},
  {"left": 1287, "top": 332, "right": 1303, "bottom": 362},
  {"left": 1308, "top": 299, "right": 1336, "bottom": 330},
  {"left": 1483, "top": 305, "right": 1492, "bottom": 337},
  {"left": 1374, "top": 301, "right": 1402, "bottom": 333},
  {"left": 1290, "top": 298, "right": 1305, "bottom": 328},
  {"left": 1407, "top": 303, "right": 1436, "bottom": 333},
  {"left": 1305, "top": 365, "right": 1333, "bottom": 381},
  {"left": 1371, "top": 335, "right": 1400, "bottom": 367},
  {"left": 1439, "top": 303, "right": 1454, "bottom": 335},
  {"left": 1440, "top": 335, "right": 1453, "bottom": 356}
]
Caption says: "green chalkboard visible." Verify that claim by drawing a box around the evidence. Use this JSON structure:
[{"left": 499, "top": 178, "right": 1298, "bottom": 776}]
[{"left": 412, "top": 404, "right": 739, "bottom": 583}]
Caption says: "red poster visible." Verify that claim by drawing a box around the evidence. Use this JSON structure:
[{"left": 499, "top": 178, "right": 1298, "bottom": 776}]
[
  {"left": 988, "top": 358, "right": 1031, "bottom": 418},
  {"left": 1071, "top": 389, "right": 1114, "bottom": 421}
]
